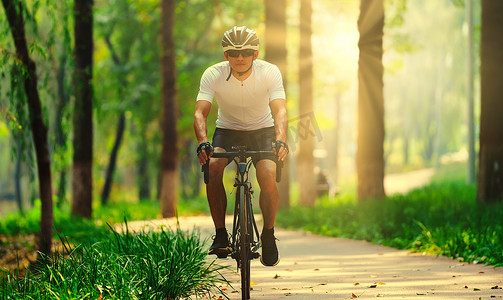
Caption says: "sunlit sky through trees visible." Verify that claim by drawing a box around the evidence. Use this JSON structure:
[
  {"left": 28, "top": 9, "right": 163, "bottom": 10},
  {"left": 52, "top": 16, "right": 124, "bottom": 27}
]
[{"left": 283, "top": 0, "right": 475, "bottom": 179}]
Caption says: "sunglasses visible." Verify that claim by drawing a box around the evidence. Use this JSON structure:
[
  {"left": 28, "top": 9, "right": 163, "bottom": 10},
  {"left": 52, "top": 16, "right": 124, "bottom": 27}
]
[{"left": 226, "top": 49, "right": 255, "bottom": 58}]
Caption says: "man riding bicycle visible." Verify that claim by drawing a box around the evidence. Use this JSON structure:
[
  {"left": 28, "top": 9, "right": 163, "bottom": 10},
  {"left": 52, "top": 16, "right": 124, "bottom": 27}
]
[{"left": 194, "top": 26, "right": 288, "bottom": 267}]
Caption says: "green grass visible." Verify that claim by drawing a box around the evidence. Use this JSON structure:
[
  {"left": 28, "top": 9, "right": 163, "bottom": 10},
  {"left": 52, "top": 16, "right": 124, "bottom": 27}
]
[
  {"left": 0, "top": 203, "right": 115, "bottom": 245},
  {"left": 0, "top": 197, "right": 212, "bottom": 240},
  {"left": 0, "top": 223, "right": 229, "bottom": 299},
  {"left": 0, "top": 200, "right": 226, "bottom": 299},
  {"left": 276, "top": 165, "right": 503, "bottom": 267}
]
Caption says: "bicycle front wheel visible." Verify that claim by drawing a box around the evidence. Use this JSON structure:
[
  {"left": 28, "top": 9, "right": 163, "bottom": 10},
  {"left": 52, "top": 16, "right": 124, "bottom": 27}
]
[{"left": 238, "top": 185, "right": 251, "bottom": 300}]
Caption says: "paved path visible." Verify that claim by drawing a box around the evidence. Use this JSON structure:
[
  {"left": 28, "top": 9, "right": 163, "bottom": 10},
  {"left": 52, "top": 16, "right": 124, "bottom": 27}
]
[
  {"left": 128, "top": 216, "right": 502, "bottom": 300},
  {"left": 384, "top": 168, "right": 435, "bottom": 195}
]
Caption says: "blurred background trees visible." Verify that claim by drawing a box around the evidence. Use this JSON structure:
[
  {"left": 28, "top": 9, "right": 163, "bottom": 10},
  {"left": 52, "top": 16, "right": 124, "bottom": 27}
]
[{"left": 1, "top": 0, "right": 501, "bottom": 228}]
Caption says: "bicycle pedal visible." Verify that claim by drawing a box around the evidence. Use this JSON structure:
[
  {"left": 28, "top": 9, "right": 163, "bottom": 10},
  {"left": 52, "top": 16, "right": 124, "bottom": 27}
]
[
  {"left": 216, "top": 253, "right": 228, "bottom": 259},
  {"left": 252, "top": 252, "right": 260, "bottom": 259}
]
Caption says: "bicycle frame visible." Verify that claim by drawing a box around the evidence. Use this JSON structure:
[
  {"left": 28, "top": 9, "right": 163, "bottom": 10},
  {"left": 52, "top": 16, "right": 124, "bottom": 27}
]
[
  {"left": 232, "top": 156, "right": 256, "bottom": 300},
  {"left": 230, "top": 155, "right": 261, "bottom": 259}
]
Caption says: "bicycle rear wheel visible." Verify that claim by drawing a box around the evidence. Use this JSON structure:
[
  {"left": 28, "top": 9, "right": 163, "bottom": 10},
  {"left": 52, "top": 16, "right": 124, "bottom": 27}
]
[{"left": 238, "top": 185, "right": 251, "bottom": 300}]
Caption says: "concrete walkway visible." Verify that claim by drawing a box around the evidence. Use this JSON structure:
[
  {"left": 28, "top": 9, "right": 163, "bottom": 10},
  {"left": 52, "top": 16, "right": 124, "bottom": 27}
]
[
  {"left": 384, "top": 168, "right": 435, "bottom": 195},
  {"left": 128, "top": 216, "right": 503, "bottom": 300}
]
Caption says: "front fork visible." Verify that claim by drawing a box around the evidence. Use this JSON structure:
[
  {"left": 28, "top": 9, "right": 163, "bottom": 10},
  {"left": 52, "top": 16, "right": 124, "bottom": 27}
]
[{"left": 231, "top": 165, "right": 260, "bottom": 264}]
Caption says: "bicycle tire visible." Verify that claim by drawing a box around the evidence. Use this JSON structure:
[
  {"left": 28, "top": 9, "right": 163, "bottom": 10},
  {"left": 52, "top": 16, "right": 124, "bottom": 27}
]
[
  {"left": 245, "top": 188, "right": 254, "bottom": 299},
  {"left": 239, "top": 185, "right": 251, "bottom": 299}
]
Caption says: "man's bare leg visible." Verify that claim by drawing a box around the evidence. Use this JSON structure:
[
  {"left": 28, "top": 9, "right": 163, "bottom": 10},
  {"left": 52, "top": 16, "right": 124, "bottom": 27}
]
[
  {"left": 207, "top": 149, "right": 228, "bottom": 229},
  {"left": 206, "top": 148, "right": 232, "bottom": 257},
  {"left": 256, "top": 159, "right": 280, "bottom": 266},
  {"left": 256, "top": 159, "right": 279, "bottom": 230}
]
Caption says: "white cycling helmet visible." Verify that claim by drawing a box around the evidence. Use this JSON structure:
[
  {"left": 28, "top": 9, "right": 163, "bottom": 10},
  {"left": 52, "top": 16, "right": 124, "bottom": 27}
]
[{"left": 222, "top": 26, "right": 260, "bottom": 52}]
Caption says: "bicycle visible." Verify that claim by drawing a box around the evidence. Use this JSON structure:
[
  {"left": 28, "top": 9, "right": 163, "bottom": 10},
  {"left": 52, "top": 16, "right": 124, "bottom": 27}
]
[{"left": 202, "top": 144, "right": 282, "bottom": 300}]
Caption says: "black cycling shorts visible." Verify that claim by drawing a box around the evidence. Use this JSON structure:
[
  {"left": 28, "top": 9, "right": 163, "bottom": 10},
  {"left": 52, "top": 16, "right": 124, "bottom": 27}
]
[{"left": 212, "top": 127, "right": 277, "bottom": 164}]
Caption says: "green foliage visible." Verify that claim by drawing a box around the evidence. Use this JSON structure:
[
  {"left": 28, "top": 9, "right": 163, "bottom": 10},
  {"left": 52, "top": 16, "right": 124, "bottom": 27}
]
[
  {"left": 0, "top": 224, "right": 228, "bottom": 299},
  {"left": 277, "top": 180, "right": 503, "bottom": 267},
  {"left": 386, "top": 0, "right": 408, "bottom": 28}
]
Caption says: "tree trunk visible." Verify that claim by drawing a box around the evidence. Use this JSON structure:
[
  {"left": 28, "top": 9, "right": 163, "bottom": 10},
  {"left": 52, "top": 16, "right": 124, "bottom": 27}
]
[
  {"left": 100, "top": 35, "right": 130, "bottom": 206},
  {"left": 334, "top": 94, "right": 342, "bottom": 186},
  {"left": 159, "top": 0, "right": 178, "bottom": 218},
  {"left": 403, "top": 137, "right": 409, "bottom": 165},
  {"left": 101, "top": 112, "right": 125, "bottom": 205},
  {"left": 55, "top": 42, "right": 70, "bottom": 207},
  {"left": 138, "top": 155, "right": 151, "bottom": 201},
  {"left": 356, "top": 0, "right": 385, "bottom": 200},
  {"left": 433, "top": 50, "right": 446, "bottom": 170},
  {"left": 180, "top": 139, "right": 200, "bottom": 199},
  {"left": 15, "top": 140, "right": 23, "bottom": 214},
  {"left": 297, "top": 0, "right": 316, "bottom": 206},
  {"left": 72, "top": 0, "right": 94, "bottom": 218},
  {"left": 138, "top": 125, "right": 151, "bottom": 201},
  {"left": 466, "top": 0, "right": 476, "bottom": 184},
  {"left": 265, "top": 0, "right": 289, "bottom": 209},
  {"left": 2, "top": 0, "right": 54, "bottom": 257},
  {"left": 478, "top": 0, "right": 503, "bottom": 203}
]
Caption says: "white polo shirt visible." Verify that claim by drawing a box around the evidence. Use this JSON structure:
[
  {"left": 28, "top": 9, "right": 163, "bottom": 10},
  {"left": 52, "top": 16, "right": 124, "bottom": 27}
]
[{"left": 196, "top": 59, "right": 286, "bottom": 131}]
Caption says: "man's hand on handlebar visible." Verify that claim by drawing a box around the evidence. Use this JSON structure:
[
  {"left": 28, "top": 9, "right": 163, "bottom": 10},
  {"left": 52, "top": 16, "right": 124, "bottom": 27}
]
[
  {"left": 197, "top": 142, "right": 214, "bottom": 165},
  {"left": 273, "top": 140, "right": 289, "bottom": 162}
]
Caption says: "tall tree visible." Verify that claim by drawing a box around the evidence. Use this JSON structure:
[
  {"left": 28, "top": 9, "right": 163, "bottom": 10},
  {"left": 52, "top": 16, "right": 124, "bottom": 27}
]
[
  {"left": 356, "top": 0, "right": 385, "bottom": 200},
  {"left": 297, "top": 0, "right": 316, "bottom": 206},
  {"left": 101, "top": 112, "right": 125, "bottom": 205},
  {"left": 51, "top": 0, "right": 73, "bottom": 207},
  {"left": 72, "top": 0, "right": 94, "bottom": 218},
  {"left": 15, "top": 141, "right": 23, "bottom": 213},
  {"left": 1, "top": 0, "right": 54, "bottom": 257},
  {"left": 100, "top": 33, "right": 130, "bottom": 205},
  {"left": 159, "top": 0, "right": 178, "bottom": 217},
  {"left": 478, "top": 0, "right": 503, "bottom": 203},
  {"left": 265, "top": 0, "right": 289, "bottom": 208}
]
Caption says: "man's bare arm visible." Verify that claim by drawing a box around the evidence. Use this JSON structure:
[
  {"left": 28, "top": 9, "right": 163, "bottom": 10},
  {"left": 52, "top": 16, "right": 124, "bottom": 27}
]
[
  {"left": 194, "top": 101, "right": 212, "bottom": 164},
  {"left": 270, "top": 98, "right": 288, "bottom": 161}
]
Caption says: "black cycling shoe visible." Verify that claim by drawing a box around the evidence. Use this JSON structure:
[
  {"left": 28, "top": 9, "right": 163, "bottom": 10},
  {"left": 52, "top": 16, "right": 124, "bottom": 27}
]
[
  {"left": 260, "top": 228, "right": 280, "bottom": 266},
  {"left": 208, "top": 229, "right": 232, "bottom": 258}
]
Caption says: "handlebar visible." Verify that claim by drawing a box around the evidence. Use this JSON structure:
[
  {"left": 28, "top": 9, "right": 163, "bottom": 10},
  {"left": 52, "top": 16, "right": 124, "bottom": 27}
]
[{"left": 202, "top": 149, "right": 283, "bottom": 184}]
